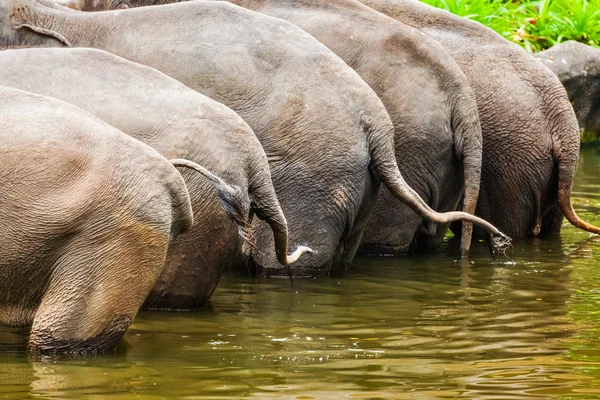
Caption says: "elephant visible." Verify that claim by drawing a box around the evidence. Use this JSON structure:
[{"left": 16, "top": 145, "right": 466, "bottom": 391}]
[
  {"left": 359, "top": 0, "right": 600, "bottom": 239},
  {"left": 191, "top": 0, "right": 483, "bottom": 257},
  {"left": 0, "top": 47, "right": 311, "bottom": 310},
  {"left": 0, "top": 85, "right": 243, "bottom": 353},
  {"left": 536, "top": 41, "right": 600, "bottom": 140},
  {"left": 2, "top": 0, "right": 508, "bottom": 277}
]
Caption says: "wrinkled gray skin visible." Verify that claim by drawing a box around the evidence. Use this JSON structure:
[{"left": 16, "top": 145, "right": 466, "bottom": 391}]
[
  {"left": 536, "top": 41, "right": 600, "bottom": 138},
  {"left": 56, "top": 0, "right": 128, "bottom": 10},
  {"left": 360, "top": 0, "right": 600, "bottom": 239},
  {"left": 0, "top": 47, "right": 309, "bottom": 310},
  {"left": 201, "top": 0, "right": 483, "bottom": 257},
  {"left": 2, "top": 0, "right": 508, "bottom": 276},
  {"left": 67, "top": 0, "right": 484, "bottom": 257},
  {"left": 0, "top": 85, "right": 194, "bottom": 353}
]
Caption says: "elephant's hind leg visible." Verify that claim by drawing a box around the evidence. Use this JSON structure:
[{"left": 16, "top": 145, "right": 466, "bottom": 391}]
[
  {"left": 540, "top": 203, "right": 564, "bottom": 235},
  {"left": 28, "top": 220, "right": 169, "bottom": 354},
  {"left": 336, "top": 175, "right": 380, "bottom": 268}
]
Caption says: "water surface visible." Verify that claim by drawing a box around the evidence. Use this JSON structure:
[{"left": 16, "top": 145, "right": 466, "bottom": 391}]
[{"left": 3, "top": 149, "right": 600, "bottom": 399}]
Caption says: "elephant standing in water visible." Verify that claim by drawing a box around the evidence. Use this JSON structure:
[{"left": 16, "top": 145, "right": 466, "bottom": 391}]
[
  {"left": 0, "top": 86, "right": 238, "bottom": 353},
  {"left": 536, "top": 41, "right": 600, "bottom": 139},
  {"left": 3, "top": 0, "right": 507, "bottom": 278},
  {"left": 199, "top": 0, "right": 483, "bottom": 257},
  {"left": 361, "top": 0, "right": 600, "bottom": 239},
  {"left": 0, "top": 47, "right": 310, "bottom": 310}
]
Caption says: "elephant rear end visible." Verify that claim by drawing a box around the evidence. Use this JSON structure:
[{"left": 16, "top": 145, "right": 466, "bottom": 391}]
[{"left": 0, "top": 86, "right": 193, "bottom": 353}]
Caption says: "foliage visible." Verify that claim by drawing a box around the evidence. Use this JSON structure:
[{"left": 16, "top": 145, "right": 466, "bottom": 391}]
[
  {"left": 580, "top": 129, "right": 600, "bottom": 146},
  {"left": 420, "top": 0, "right": 600, "bottom": 52}
]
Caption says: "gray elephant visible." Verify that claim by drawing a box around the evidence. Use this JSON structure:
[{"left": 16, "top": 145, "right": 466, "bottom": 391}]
[
  {"left": 2, "top": 0, "right": 508, "bottom": 277},
  {"left": 0, "top": 85, "right": 241, "bottom": 353},
  {"left": 0, "top": 47, "right": 310, "bottom": 310},
  {"left": 536, "top": 41, "right": 600, "bottom": 140},
  {"left": 195, "top": 0, "right": 483, "bottom": 258},
  {"left": 361, "top": 0, "right": 600, "bottom": 239}
]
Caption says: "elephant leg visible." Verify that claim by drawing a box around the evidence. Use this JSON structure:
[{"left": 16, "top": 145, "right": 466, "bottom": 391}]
[
  {"left": 540, "top": 203, "right": 563, "bottom": 235},
  {"left": 336, "top": 225, "right": 365, "bottom": 269},
  {"left": 29, "top": 221, "right": 168, "bottom": 354},
  {"left": 336, "top": 175, "right": 380, "bottom": 268}
]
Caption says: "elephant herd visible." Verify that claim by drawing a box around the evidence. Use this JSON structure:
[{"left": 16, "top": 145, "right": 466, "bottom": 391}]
[{"left": 0, "top": 0, "right": 598, "bottom": 354}]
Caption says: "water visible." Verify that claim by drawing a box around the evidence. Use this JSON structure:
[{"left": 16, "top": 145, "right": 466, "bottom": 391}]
[{"left": 3, "top": 149, "right": 600, "bottom": 399}]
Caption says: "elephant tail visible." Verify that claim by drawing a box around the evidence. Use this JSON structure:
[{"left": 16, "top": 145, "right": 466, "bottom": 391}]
[
  {"left": 552, "top": 98, "right": 600, "bottom": 234},
  {"left": 169, "top": 158, "right": 248, "bottom": 237},
  {"left": 246, "top": 160, "right": 315, "bottom": 266},
  {"left": 450, "top": 88, "right": 483, "bottom": 257},
  {"left": 556, "top": 169, "right": 600, "bottom": 233},
  {"left": 362, "top": 114, "right": 511, "bottom": 249}
]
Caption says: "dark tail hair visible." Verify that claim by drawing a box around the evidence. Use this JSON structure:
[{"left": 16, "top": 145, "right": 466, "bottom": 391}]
[{"left": 169, "top": 159, "right": 248, "bottom": 237}]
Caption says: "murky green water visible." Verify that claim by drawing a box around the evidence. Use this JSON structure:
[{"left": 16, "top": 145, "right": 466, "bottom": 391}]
[{"left": 4, "top": 149, "right": 600, "bottom": 399}]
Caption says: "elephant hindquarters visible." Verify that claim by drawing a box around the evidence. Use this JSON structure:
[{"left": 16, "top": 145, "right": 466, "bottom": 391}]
[
  {"left": 29, "top": 213, "right": 170, "bottom": 354},
  {"left": 248, "top": 162, "right": 372, "bottom": 277}
]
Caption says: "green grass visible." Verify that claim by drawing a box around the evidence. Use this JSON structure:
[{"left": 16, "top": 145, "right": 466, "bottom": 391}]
[{"left": 420, "top": 0, "right": 600, "bottom": 52}]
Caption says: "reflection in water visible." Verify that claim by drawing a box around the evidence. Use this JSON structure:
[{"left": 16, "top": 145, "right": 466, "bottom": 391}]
[{"left": 2, "top": 149, "right": 600, "bottom": 399}]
